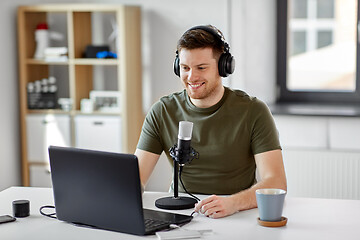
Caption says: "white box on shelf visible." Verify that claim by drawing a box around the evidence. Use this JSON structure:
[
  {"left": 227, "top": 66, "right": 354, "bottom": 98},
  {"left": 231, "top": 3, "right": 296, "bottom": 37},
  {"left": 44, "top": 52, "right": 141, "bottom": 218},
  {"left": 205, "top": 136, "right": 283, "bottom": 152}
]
[
  {"left": 26, "top": 114, "right": 71, "bottom": 163},
  {"left": 74, "top": 115, "right": 122, "bottom": 153}
]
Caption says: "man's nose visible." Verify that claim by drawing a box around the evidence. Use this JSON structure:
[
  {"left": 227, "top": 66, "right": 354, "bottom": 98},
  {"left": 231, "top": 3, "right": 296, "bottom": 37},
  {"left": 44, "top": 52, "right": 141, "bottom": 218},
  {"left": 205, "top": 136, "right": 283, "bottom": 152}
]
[{"left": 188, "top": 69, "right": 199, "bottom": 81}]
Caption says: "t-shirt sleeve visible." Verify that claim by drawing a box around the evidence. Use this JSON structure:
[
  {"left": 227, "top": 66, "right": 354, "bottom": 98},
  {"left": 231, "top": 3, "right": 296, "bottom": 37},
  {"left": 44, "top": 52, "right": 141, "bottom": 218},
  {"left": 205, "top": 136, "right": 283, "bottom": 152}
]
[
  {"left": 249, "top": 99, "right": 282, "bottom": 155},
  {"left": 136, "top": 101, "right": 164, "bottom": 155}
]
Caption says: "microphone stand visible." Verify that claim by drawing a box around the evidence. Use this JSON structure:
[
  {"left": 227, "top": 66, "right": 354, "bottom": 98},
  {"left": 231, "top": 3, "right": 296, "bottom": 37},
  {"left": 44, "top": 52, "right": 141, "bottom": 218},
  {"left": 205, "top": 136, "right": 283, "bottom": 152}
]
[{"left": 155, "top": 144, "right": 199, "bottom": 210}]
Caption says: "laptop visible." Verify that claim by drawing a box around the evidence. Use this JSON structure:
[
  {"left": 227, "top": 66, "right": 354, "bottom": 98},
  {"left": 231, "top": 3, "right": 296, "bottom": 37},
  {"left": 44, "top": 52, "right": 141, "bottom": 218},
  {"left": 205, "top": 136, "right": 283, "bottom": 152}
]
[{"left": 48, "top": 146, "right": 193, "bottom": 235}]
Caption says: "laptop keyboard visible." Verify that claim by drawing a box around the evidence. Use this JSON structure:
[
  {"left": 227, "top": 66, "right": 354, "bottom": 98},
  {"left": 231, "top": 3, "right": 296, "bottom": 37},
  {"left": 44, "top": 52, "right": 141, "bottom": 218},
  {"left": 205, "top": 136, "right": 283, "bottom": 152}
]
[{"left": 144, "top": 218, "right": 170, "bottom": 232}]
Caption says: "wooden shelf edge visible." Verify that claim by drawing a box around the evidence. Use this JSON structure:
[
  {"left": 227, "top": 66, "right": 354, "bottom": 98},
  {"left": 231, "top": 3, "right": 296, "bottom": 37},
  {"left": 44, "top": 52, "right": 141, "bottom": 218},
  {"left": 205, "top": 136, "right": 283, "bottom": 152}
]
[
  {"left": 18, "top": 4, "right": 127, "bottom": 12},
  {"left": 27, "top": 109, "right": 71, "bottom": 114},
  {"left": 26, "top": 59, "right": 69, "bottom": 65},
  {"left": 73, "top": 110, "right": 122, "bottom": 116},
  {"left": 28, "top": 162, "right": 50, "bottom": 166},
  {"left": 27, "top": 109, "right": 122, "bottom": 116},
  {"left": 26, "top": 58, "right": 119, "bottom": 66},
  {"left": 72, "top": 58, "right": 119, "bottom": 65}
]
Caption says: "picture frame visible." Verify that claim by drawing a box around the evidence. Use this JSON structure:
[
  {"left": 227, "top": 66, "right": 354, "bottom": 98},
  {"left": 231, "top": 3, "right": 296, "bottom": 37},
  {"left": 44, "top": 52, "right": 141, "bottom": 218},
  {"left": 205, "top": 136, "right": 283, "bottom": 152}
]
[{"left": 89, "top": 90, "right": 121, "bottom": 113}]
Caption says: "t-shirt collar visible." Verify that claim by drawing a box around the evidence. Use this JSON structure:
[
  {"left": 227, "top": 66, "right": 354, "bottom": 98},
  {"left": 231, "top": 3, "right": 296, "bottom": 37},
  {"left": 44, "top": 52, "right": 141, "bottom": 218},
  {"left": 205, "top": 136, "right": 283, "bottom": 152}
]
[{"left": 185, "top": 87, "right": 230, "bottom": 113}]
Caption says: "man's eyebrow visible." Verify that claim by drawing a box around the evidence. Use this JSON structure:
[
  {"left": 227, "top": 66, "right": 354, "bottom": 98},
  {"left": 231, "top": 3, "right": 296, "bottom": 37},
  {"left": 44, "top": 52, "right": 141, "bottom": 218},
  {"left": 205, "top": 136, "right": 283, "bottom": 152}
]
[{"left": 179, "top": 63, "right": 210, "bottom": 66}]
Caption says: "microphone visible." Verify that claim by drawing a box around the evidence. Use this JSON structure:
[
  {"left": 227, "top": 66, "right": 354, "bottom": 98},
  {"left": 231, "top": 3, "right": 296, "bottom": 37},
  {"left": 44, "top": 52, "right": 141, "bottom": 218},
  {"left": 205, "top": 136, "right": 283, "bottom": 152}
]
[
  {"left": 170, "top": 121, "right": 198, "bottom": 165},
  {"left": 155, "top": 121, "right": 199, "bottom": 210}
]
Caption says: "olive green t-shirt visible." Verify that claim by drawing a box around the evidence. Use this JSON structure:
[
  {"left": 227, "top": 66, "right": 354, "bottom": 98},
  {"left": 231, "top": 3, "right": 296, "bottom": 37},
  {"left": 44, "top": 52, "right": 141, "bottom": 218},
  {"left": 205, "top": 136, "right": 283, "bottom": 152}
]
[{"left": 137, "top": 87, "right": 281, "bottom": 195}]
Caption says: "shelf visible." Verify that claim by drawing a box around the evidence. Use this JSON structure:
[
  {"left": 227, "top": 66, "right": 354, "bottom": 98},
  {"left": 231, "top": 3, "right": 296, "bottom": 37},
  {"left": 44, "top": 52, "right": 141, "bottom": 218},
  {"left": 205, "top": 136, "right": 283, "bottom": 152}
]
[
  {"left": 26, "top": 59, "right": 69, "bottom": 65},
  {"left": 28, "top": 109, "right": 122, "bottom": 116},
  {"left": 72, "top": 58, "right": 118, "bottom": 65},
  {"left": 20, "top": 4, "right": 127, "bottom": 12},
  {"left": 27, "top": 109, "right": 70, "bottom": 114},
  {"left": 74, "top": 110, "right": 122, "bottom": 116},
  {"left": 26, "top": 58, "right": 119, "bottom": 65},
  {"left": 18, "top": 4, "right": 143, "bottom": 187},
  {"left": 28, "top": 162, "right": 50, "bottom": 166}
]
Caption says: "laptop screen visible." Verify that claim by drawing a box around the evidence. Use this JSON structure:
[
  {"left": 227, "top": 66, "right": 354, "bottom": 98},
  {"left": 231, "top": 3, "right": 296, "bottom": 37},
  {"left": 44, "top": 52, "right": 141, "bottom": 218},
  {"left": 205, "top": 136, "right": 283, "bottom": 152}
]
[{"left": 49, "top": 146, "right": 147, "bottom": 234}]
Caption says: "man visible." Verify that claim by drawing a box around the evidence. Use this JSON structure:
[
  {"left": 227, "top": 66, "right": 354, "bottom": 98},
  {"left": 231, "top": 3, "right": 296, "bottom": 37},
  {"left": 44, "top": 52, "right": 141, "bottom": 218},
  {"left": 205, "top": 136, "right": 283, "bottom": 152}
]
[{"left": 135, "top": 25, "right": 287, "bottom": 219}]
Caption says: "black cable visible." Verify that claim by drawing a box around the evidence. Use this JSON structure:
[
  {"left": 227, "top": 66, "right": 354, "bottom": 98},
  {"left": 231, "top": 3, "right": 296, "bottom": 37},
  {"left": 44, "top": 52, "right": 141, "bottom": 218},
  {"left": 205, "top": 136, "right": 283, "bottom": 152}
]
[
  {"left": 39, "top": 206, "right": 101, "bottom": 229},
  {"left": 179, "top": 165, "right": 201, "bottom": 202},
  {"left": 39, "top": 205, "right": 57, "bottom": 219},
  {"left": 190, "top": 211, "right": 198, "bottom": 217}
]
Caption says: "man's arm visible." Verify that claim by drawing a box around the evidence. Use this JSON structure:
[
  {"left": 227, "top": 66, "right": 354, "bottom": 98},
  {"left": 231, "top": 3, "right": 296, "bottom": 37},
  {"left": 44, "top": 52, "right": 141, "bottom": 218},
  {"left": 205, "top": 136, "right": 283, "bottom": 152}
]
[
  {"left": 194, "top": 149, "right": 287, "bottom": 218},
  {"left": 134, "top": 148, "right": 161, "bottom": 188}
]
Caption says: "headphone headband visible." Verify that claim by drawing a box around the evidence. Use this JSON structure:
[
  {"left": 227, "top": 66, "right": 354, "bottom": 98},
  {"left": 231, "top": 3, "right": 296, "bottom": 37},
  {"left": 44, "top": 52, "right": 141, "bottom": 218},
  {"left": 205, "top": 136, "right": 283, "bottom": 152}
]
[{"left": 186, "top": 25, "right": 230, "bottom": 53}]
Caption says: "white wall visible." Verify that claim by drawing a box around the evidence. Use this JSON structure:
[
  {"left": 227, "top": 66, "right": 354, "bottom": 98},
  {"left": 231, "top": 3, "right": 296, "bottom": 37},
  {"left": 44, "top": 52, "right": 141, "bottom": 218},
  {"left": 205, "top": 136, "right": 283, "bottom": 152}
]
[
  {"left": 0, "top": 0, "right": 277, "bottom": 191},
  {"left": 0, "top": 0, "right": 24, "bottom": 190},
  {"left": 230, "top": 0, "right": 277, "bottom": 103}
]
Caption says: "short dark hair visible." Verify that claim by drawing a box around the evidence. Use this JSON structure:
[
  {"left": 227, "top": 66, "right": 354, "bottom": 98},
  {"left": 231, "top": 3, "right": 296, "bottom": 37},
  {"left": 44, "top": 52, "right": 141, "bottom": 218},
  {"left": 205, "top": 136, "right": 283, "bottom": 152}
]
[{"left": 176, "top": 25, "right": 225, "bottom": 59}]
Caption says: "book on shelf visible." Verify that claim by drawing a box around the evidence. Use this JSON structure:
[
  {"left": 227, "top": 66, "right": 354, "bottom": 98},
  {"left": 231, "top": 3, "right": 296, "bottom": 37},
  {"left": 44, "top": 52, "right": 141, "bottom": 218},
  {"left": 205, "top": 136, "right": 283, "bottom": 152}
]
[{"left": 44, "top": 47, "right": 68, "bottom": 62}]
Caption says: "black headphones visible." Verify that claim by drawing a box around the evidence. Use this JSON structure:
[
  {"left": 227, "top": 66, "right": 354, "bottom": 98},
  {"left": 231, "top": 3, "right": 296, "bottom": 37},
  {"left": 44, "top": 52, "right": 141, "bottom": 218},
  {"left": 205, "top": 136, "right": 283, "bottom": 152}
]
[{"left": 173, "top": 25, "right": 235, "bottom": 78}]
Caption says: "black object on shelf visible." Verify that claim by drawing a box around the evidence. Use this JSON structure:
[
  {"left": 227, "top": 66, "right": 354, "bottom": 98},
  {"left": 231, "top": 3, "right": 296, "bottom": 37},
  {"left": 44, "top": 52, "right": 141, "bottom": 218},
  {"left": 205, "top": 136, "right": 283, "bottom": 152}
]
[
  {"left": 27, "top": 92, "right": 57, "bottom": 109},
  {"left": 27, "top": 77, "right": 58, "bottom": 110},
  {"left": 84, "top": 45, "right": 110, "bottom": 58}
]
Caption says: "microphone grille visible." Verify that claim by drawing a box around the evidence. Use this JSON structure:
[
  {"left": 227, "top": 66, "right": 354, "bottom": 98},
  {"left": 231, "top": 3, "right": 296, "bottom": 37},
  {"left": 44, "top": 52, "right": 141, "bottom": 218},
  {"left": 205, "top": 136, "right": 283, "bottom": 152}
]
[{"left": 178, "top": 121, "right": 193, "bottom": 140}]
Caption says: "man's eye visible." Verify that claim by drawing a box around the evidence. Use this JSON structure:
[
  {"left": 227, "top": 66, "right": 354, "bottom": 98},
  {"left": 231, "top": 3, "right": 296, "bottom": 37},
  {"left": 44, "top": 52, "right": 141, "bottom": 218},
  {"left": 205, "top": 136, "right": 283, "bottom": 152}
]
[
  {"left": 198, "top": 67, "right": 206, "bottom": 70},
  {"left": 182, "top": 66, "right": 189, "bottom": 71}
]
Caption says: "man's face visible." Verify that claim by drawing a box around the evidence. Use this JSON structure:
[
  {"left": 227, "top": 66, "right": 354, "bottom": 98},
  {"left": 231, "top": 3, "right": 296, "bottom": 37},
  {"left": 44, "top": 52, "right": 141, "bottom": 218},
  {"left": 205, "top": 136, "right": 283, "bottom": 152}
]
[{"left": 179, "top": 47, "right": 222, "bottom": 101}]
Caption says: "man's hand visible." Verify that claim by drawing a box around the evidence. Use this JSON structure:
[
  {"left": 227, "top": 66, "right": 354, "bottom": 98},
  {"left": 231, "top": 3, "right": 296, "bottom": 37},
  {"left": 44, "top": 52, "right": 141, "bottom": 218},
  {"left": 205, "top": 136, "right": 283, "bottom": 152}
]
[
  {"left": 194, "top": 195, "right": 238, "bottom": 219},
  {"left": 193, "top": 150, "right": 287, "bottom": 219}
]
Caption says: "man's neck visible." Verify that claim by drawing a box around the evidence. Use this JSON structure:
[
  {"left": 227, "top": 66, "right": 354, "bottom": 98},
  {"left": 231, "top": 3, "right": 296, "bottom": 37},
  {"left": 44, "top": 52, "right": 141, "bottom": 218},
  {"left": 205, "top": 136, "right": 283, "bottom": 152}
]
[{"left": 190, "top": 86, "right": 225, "bottom": 108}]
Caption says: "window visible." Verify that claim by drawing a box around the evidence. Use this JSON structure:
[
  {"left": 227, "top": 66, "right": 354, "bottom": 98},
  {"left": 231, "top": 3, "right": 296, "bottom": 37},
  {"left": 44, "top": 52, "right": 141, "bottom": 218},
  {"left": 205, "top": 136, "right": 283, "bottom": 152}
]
[{"left": 277, "top": 0, "right": 360, "bottom": 103}]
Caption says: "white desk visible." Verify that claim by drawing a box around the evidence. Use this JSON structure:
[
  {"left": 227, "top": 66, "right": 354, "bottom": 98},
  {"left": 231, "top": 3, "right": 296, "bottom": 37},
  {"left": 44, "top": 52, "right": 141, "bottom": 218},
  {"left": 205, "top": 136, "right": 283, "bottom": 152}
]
[{"left": 1, "top": 187, "right": 360, "bottom": 240}]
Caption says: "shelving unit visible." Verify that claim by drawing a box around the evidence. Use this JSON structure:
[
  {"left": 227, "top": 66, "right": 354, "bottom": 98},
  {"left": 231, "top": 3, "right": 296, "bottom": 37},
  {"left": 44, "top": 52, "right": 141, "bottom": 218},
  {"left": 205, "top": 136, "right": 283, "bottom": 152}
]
[{"left": 17, "top": 4, "right": 143, "bottom": 186}]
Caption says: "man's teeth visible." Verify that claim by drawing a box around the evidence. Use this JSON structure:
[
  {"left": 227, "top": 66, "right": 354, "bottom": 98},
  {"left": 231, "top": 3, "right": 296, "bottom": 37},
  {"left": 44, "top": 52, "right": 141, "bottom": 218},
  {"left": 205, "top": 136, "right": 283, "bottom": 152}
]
[{"left": 189, "top": 83, "right": 203, "bottom": 87}]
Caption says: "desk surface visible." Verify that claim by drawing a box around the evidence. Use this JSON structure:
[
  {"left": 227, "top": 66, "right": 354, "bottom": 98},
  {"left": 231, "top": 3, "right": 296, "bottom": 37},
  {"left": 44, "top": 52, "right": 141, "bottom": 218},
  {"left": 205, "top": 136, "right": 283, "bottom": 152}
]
[{"left": 1, "top": 187, "right": 360, "bottom": 240}]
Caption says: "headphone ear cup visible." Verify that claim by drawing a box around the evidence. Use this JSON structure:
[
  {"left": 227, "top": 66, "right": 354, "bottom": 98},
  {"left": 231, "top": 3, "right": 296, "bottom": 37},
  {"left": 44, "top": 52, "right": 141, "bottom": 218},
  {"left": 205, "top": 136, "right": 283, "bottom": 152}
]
[
  {"left": 218, "top": 53, "right": 228, "bottom": 77},
  {"left": 174, "top": 55, "right": 180, "bottom": 77},
  {"left": 218, "top": 53, "right": 235, "bottom": 77},
  {"left": 226, "top": 53, "right": 235, "bottom": 76}
]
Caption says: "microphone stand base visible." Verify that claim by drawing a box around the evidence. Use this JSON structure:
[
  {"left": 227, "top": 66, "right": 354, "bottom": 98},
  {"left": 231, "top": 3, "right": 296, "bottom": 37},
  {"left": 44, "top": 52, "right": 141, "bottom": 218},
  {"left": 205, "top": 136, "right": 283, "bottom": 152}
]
[{"left": 155, "top": 196, "right": 197, "bottom": 210}]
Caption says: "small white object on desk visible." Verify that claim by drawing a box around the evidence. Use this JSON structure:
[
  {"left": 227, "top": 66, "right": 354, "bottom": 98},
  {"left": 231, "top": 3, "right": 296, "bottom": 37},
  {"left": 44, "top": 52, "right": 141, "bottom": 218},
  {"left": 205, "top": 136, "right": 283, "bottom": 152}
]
[
  {"left": 156, "top": 230, "right": 201, "bottom": 240},
  {"left": 156, "top": 224, "right": 213, "bottom": 240}
]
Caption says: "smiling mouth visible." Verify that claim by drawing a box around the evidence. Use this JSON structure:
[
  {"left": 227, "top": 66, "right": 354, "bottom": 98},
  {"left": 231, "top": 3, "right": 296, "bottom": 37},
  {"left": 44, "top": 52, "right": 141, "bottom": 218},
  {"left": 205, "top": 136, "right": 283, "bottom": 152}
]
[{"left": 188, "top": 82, "right": 205, "bottom": 89}]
